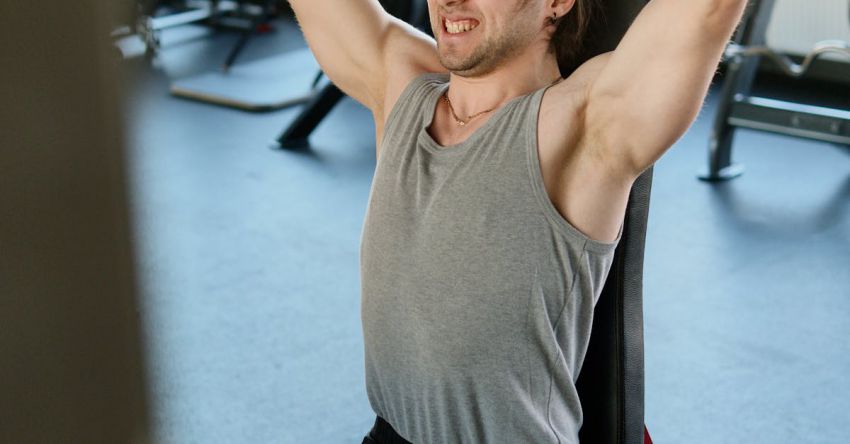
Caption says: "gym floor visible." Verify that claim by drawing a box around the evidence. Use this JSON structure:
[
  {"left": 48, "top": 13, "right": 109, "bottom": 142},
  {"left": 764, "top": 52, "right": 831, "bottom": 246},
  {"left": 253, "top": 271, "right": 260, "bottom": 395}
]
[{"left": 125, "top": 14, "right": 850, "bottom": 444}]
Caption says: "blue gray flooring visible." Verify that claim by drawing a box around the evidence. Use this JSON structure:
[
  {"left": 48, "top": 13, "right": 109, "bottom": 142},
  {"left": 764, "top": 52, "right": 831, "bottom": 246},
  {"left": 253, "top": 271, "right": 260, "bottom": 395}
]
[{"left": 126, "top": 16, "right": 850, "bottom": 444}]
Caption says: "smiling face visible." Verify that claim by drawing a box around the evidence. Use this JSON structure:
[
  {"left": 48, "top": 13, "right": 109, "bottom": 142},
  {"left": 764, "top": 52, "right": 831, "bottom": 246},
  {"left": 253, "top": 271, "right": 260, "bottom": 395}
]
[{"left": 428, "top": 0, "right": 546, "bottom": 77}]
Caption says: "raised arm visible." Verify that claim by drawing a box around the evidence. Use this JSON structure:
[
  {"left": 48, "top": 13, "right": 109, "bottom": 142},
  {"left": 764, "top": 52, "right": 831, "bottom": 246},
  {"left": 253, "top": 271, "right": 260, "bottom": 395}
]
[
  {"left": 582, "top": 0, "right": 748, "bottom": 179},
  {"left": 288, "top": 0, "right": 443, "bottom": 119}
]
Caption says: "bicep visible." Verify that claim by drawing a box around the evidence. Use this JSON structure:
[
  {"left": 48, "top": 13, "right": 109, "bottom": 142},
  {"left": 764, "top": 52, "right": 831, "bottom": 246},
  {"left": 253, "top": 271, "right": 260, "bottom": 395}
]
[
  {"left": 290, "top": 0, "right": 442, "bottom": 115},
  {"left": 585, "top": 0, "right": 748, "bottom": 176},
  {"left": 289, "top": 0, "right": 392, "bottom": 111}
]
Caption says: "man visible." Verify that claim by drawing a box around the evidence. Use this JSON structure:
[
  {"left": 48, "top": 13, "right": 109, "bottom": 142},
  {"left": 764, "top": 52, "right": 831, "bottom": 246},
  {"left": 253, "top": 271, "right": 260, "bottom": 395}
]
[{"left": 289, "top": 0, "right": 747, "bottom": 442}]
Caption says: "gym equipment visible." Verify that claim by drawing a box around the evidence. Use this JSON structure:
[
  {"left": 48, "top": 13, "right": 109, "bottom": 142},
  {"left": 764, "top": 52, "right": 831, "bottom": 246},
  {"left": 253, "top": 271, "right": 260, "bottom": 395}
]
[
  {"left": 131, "top": 0, "right": 278, "bottom": 64},
  {"left": 221, "top": 0, "right": 279, "bottom": 72},
  {"left": 273, "top": 0, "right": 430, "bottom": 149},
  {"left": 724, "top": 40, "right": 850, "bottom": 78},
  {"left": 136, "top": 0, "right": 216, "bottom": 57},
  {"left": 700, "top": 0, "right": 850, "bottom": 181},
  {"left": 571, "top": 3, "right": 652, "bottom": 443},
  {"left": 180, "top": 0, "right": 424, "bottom": 117},
  {"left": 168, "top": 1, "right": 325, "bottom": 111},
  {"left": 169, "top": 47, "right": 323, "bottom": 111}
]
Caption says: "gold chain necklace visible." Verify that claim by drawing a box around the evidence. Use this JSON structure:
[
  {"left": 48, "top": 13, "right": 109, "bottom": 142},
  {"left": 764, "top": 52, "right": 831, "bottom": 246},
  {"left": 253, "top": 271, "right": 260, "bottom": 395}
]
[
  {"left": 442, "top": 78, "right": 563, "bottom": 127},
  {"left": 442, "top": 93, "right": 498, "bottom": 127}
]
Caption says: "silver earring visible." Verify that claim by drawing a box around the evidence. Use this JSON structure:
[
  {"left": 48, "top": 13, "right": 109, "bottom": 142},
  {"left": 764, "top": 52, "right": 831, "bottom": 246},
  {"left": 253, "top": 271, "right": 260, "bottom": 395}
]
[{"left": 550, "top": 12, "right": 557, "bottom": 25}]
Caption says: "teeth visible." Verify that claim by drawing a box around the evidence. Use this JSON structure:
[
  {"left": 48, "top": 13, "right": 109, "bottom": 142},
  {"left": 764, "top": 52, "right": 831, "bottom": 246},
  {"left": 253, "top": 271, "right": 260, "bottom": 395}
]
[{"left": 445, "top": 19, "right": 478, "bottom": 34}]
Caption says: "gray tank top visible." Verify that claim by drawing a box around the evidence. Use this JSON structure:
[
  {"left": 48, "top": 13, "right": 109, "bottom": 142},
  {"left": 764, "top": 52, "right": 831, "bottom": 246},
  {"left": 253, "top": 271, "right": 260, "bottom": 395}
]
[{"left": 360, "top": 72, "right": 622, "bottom": 444}]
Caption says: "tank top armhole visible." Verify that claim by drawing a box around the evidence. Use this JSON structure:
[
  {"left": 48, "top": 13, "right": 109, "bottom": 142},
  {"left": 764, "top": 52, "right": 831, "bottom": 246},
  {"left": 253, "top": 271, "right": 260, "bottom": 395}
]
[
  {"left": 379, "top": 72, "right": 449, "bottom": 150},
  {"left": 525, "top": 86, "right": 623, "bottom": 256},
  {"left": 584, "top": 221, "right": 623, "bottom": 256}
]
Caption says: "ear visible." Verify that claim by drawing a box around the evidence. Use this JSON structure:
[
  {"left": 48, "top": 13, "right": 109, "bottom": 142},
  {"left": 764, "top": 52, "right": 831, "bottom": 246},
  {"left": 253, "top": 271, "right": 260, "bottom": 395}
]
[{"left": 549, "top": 0, "right": 577, "bottom": 19}]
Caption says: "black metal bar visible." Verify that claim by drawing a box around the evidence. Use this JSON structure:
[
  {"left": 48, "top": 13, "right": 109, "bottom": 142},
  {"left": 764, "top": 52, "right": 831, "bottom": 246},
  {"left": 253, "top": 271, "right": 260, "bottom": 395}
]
[
  {"left": 222, "top": 31, "right": 252, "bottom": 71},
  {"left": 700, "top": 0, "right": 777, "bottom": 181},
  {"left": 273, "top": 82, "right": 344, "bottom": 150},
  {"left": 729, "top": 96, "right": 850, "bottom": 145},
  {"left": 222, "top": 0, "right": 277, "bottom": 72}
]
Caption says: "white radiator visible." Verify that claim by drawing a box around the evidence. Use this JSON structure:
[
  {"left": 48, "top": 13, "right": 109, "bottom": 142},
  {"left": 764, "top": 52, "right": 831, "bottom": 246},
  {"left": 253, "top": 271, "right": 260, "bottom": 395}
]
[{"left": 765, "top": 0, "right": 850, "bottom": 63}]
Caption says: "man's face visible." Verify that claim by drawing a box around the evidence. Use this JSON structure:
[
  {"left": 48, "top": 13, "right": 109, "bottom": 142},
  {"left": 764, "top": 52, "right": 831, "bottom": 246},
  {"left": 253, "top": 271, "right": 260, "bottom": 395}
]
[{"left": 428, "top": 0, "right": 543, "bottom": 77}]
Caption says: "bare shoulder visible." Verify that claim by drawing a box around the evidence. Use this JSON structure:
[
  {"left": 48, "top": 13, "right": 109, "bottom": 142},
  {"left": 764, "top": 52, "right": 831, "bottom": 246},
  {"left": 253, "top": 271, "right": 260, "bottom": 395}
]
[{"left": 372, "top": 24, "right": 446, "bottom": 147}]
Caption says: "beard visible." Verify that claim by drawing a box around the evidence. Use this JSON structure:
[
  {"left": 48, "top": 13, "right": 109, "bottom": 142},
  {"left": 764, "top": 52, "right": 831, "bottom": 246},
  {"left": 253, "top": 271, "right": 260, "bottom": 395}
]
[{"left": 437, "top": 24, "right": 534, "bottom": 77}]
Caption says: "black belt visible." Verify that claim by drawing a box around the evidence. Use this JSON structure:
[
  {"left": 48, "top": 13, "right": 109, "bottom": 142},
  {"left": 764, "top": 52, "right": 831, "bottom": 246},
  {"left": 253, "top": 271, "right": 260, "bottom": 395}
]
[{"left": 362, "top": 416, "right": 413, "bottom": 444}]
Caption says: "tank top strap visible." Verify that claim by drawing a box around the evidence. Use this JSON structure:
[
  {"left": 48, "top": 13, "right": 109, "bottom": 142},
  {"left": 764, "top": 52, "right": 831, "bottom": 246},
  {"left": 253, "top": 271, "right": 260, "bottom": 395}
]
[{"left": 379, "top": 72, "right": 450, "bottom": 152}]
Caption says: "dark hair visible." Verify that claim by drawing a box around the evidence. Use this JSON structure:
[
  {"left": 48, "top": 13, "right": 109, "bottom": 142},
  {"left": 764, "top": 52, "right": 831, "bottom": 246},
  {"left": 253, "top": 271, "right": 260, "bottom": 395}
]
[{"left": 551, "top": 0, "right": 602, "bottom": 77}]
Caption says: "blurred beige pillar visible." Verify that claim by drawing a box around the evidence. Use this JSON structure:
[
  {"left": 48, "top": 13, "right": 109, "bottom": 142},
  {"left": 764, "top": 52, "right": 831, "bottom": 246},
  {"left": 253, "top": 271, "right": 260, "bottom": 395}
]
[{"left": 0, "top": 1, "right": 151, "bottom": 443}]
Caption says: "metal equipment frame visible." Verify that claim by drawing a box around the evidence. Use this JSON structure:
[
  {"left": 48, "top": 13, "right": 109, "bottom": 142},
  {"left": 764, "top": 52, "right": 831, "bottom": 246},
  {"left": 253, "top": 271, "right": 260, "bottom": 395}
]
[
  {"left": 700, "top": 0, "right": 850, "bottom": 181},
  {"left": 133, "top": 0, "right": 278, "bottom": 67}
]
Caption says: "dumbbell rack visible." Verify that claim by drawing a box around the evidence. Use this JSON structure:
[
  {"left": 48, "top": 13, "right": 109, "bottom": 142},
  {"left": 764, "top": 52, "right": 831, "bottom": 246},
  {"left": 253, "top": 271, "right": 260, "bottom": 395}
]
[{"left": 700, "top": 0, "right": 850, "bottom": 181}]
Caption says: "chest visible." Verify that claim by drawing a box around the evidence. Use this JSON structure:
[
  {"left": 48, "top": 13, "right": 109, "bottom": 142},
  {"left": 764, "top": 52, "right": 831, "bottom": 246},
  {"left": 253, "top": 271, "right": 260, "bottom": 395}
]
[
  {"left": 376, "top": 76, "right": 631, "bottom": 247},
  {"left": 427, "top": 88, "right": 626, "bottom": 245}
]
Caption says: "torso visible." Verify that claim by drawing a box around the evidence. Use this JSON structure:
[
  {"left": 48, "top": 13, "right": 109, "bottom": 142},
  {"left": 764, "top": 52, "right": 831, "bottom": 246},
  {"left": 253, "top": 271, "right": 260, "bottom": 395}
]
[{"left": 373, "top": 56, "right": 634, "bottom": 245}]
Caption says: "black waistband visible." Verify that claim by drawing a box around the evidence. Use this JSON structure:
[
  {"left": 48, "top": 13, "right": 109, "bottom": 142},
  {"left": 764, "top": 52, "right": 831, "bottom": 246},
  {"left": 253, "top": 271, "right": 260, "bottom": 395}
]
[{"left": 364, "top": 416, "right": 412, "bottom": 444}]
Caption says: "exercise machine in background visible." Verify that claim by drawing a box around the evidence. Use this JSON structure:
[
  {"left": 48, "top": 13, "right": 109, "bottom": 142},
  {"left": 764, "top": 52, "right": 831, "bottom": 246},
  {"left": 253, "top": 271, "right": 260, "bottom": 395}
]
[
  {"left": 161, "top": 0, "right": 426, "bottom": 118},
  {"left": 700, "top": 0, "right": 850, "bottom": 181},
  {"left": 165, "top": 1, "right": 326, "bottom": 111},
  {"left": 111, "top": 0, "right": 279, "bottom": 65}
]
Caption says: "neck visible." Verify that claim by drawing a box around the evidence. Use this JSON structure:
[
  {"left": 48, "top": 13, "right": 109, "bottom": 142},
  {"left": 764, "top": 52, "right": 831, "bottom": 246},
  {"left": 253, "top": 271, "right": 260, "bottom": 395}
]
[{"left": 445, "top": 53, "right": 561, "bottom": 118}]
